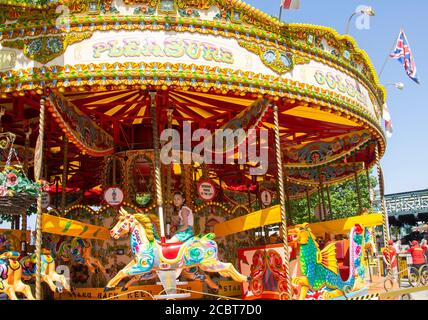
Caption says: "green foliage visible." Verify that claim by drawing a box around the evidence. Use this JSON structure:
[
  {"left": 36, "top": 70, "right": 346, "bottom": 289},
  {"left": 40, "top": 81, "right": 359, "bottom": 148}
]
[
  {"left": 2, "top": 0, "right": 56, "bottom": 7},
  {"left": 0, "top": 202, "right": 36, "bottom": 223},
  {"left": 0, "top": 167, "right": 40, "bottom": 197},
  {"left": 289, "top": 173, "right": 378, "bottom": 225},
  {"left": 0, "top": 166, "right": 40, "bottom": 223}
]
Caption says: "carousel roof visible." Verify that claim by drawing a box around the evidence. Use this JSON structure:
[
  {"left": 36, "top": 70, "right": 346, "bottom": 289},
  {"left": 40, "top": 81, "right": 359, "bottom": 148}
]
[{"left": 0, "top": 0, "right": 387, "bottom": 204}]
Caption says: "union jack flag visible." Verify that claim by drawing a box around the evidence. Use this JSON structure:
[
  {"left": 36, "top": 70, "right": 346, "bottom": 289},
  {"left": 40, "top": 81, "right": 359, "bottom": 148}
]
[{"left": 390, "top": 29, "right": 420, "bottom": 84}]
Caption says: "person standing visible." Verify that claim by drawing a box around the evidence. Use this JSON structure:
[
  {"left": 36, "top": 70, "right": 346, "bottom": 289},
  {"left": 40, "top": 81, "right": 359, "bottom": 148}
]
[
  {"left": 421, "top": 239, "right": 428, "bottom": 263},
  {"left": 407, "top": 240, "right": 427, "bottom": 270},
  {"left": 382, "top": 240, "right": 398, "bottom": 279}
]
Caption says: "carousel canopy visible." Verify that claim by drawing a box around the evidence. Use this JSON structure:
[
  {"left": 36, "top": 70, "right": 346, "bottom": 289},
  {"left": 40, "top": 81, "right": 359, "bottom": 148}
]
[{"left": 0, "top": 0, "right": 386, "bottom": 202}]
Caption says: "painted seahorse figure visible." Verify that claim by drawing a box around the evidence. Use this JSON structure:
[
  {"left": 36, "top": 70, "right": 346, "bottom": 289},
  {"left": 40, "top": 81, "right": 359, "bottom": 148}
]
[{"left": 290, "top": 223, "right": 368, "bottom": 300}]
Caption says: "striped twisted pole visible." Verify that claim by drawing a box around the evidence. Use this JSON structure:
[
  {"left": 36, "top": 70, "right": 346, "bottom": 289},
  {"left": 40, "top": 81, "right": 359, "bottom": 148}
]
[
  {"left": 22, "top": 129, "right": 31, "bottom": 252},
  {"left": 375, "top": 143, "right": 392, "bottom": 279},
  {"left": 272, "top": 104, "right": 293, "bottom": 299},
  {"left": 61, "top": 136, "right": 69, "bottom": 213},
  {"left": 34, "top": 97, "right": 46, "bottom": 300},
  {"left": 149, "top": 91, "right": 166, "bottom": 242}
]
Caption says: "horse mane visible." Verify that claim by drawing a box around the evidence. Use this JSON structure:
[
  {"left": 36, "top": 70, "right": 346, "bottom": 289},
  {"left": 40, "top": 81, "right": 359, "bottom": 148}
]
[
  {"left": 134, "top": 213, "right": 158, "bottom": 242},
  {"left": 147, "top": 214, "right": 161, "bottom": 239}
]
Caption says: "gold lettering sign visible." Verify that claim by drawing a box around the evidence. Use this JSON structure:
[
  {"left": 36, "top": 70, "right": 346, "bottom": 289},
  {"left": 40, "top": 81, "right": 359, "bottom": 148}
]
[
  {"left": 92, "top": 37, "right": 234, "bottom": 65},
  {"left": 218, "top": 280, "right": 242, "bottom": 297},
  {"left": 54, "top": 282, "right": 204, "bottom": 300}
]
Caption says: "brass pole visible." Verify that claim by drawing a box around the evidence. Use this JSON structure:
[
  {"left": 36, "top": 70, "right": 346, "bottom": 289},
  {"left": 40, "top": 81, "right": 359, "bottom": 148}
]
[
  {"left": 61, "top": 136, "right": 69, "bottom": 213},
  {"left": 318, "top": 168, "right": 326, "bottom": 221},
  {"left": 366, "top": 166, "right": 373, "bottom": 207},
  {"left": 23, "top": 128, "right": 31, "bottom": 174},
  {"left": 354, "top": 170, "right": 362, "bottom": 214},
  {"left": 183, "top": 165, "right": 193, "bottom": 210},
  {"left": 112, "top": 155, "right": 118, "bottom": 271},
  {"left": 354, "top": 155, "right": 362, "bottom": 214},
  {"left": 375, "top": 144, "right": 392, "bottom": 279},
  {"left": 112, "top": 155, "right": 117, "bottom": 185},
  {"left": 306, "top": 187, "right": 311, "bottom": 223},
  {"left": 21, "top": 129, "right": 31, "bottom": 252},
  {"left": 284, "top": 175, "right": 293, "bottom": 226},
  {"left": 149, "top": 91, "right": 166, "bottom": 241},
  {"left": 273, "top": 104, "right": 292, "bottom": 299},
  {"left": 166, "top": 109, "right": 173, "bottom": 232},
  {"left": 34, "top": 96, "right": 46, "bottom": 300},
  {"left": 326, "top": 184, "right": 332, "bottom": 219},
  {"left": 317, "top": 187, "right": 322, "bottom": 221}
]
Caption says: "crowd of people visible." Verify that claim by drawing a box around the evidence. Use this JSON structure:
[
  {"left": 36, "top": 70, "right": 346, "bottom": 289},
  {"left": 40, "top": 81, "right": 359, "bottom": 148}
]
[{"left": 382, "top": 238, "right": 428, "bottom": 278}]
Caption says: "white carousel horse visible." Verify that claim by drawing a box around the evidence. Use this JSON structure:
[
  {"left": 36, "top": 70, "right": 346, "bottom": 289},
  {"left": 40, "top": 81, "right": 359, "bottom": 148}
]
[{"left": 105, "top": 208, "right": 248, "bottom": 294}]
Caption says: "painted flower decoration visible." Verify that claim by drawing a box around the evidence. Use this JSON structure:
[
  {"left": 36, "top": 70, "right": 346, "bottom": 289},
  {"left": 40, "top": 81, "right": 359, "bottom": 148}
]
[
  {"left": 354, "top": 224, "right": 363, "bottom": 234},
  {"left": 6, "top": 172, "right": 18, "bottom": 187},
  {"left": 0, "top": 186, "right": 8, "bottom": 197}
]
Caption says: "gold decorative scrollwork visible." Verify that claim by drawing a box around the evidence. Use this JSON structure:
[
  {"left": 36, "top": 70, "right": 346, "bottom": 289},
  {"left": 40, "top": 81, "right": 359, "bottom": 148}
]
[
  {"left": 176, "top": 0, "right": 214, "bottom": 10},
  {"left": 238, "top": 40, "right": 310, "bottom": 75},
  {"left": 0, "top": 132, "right": 16, "bottom": 150},
  {"left": 2, "top": 32, "right": 93, "bottom": 64},
  {"left": 123, "top": 0, "right": 159, "bottom": 6}
]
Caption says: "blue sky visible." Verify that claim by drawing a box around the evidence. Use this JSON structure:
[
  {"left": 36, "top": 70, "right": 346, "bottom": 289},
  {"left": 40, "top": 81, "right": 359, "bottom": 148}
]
[{"left": 245, "top": 0, "right": 427, "bottom": 195}]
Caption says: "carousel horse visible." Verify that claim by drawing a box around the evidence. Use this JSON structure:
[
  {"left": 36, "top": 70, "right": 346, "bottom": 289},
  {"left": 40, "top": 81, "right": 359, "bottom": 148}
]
[
  {"left": 289, "top": 223, "right": 370, "bottom": 300},
  {"left": 0, "top": 251, "right": 35, "bottom": 300},
  {"left": 20, "top": 249, "right": 71, "bottom": 293},
  {"left": 105, "top": 208, "right": 248, "bottom": 292},
  {"left": 0, "top": 278, "right": 18, "bottom": 300},
  {"left": 57, "top": 238, "right": 106, "bottom": 274}
]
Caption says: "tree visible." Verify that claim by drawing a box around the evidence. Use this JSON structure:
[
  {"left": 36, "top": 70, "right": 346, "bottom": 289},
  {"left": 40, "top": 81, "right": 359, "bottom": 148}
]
[
  {"left": 0, "top": 203, "right": 36, "bottom": 226},
  {"left": 288, "top": 172, "right": 378, "bottom": 225}
]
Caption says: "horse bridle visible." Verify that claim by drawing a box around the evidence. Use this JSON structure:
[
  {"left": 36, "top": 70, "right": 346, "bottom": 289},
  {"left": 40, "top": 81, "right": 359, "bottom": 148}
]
[{"left": 112, "top": 216, "right": 134, "bottom": 238}]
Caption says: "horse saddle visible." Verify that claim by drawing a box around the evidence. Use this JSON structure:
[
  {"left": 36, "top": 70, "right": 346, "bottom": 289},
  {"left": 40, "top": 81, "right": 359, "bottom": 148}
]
[{"left": 159, "top": 242, "right": 184, "bottom": 261}]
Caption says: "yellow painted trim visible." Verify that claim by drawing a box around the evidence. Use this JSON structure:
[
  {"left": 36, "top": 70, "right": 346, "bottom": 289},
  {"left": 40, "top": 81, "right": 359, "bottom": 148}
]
[
  {"left": 41, "top": 213, "right": 110, "bottom": 240},
  {"left": 105, "top": 104, "right": 126, "bottom": 116},
  {"left": 85, "top": 91, "right": 138, "bottom": 105},
  {"left": 213, "top": 206, "right": 383, "bottom": 237},
  {"left": 176, "top": 90, "right": 255, "bottom": 106},
  {"left": 283, "top": 106, "right": 359, "bottom": 127},
  {"left": 169, "top": 92, "right": 219, "bottom": 108}
]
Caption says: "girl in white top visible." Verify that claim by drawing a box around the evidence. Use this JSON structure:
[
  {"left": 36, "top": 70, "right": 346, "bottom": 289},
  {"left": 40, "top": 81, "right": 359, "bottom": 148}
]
[{"left": 168, "top": 191, "right": 194, "bottom": 243}]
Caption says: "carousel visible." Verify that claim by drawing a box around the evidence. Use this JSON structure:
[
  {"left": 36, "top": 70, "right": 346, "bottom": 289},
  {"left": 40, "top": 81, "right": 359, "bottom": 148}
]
[{"left": 0, "top": 0, "right": 395, "bottom": 300}]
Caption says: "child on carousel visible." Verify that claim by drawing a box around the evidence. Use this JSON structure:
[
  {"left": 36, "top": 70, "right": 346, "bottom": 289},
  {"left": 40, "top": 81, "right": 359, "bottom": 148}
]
[{"left": 168, "top": 191, "right": 194, "bottom": 243}]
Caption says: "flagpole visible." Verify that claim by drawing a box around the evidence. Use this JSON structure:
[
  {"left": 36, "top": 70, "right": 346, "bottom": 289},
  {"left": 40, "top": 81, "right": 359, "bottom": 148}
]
[
  {"left": 278, "top": 6, "right": 283, "bottom": 22},
  {"left": 379, "top": 29, "right": 402, "bottom": 78}
]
